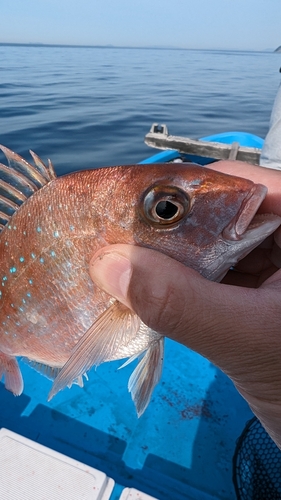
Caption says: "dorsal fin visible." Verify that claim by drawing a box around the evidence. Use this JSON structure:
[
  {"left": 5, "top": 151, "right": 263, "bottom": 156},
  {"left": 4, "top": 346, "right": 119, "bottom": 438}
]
[
  {"left": 0, "top": 211, "right": 9, "bottom": 226},
  {"left": 29, "top": 150, "right": 57, "bottom": 182},
  {"left": 0, "top": 145, "right": 56, "bottom": 187},
  {"left": 0, "top": 165, "right": 33, "bottom": 200},
  {"left": 0, "top": 146, "right": 57, "bottom": 233},
  {"left": 0, "top": 177, "right": 27, "bottom": 206},
  {"left": 0, "top": 194, "right": 19, "bottom": 216}
]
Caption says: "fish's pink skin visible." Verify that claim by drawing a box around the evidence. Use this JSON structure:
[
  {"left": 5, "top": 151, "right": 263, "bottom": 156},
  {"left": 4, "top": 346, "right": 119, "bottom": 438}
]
[{"left": 0, "top": 163, "right": 277, "bottom": 377}]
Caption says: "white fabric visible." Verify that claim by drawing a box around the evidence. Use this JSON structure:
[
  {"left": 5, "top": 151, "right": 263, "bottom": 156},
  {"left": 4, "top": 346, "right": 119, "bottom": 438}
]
[{"left": 260, "top": 82, "right": 281, "bottom": 170}]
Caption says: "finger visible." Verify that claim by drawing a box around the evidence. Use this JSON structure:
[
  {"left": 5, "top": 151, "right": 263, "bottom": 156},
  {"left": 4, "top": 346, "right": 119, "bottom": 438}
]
[
  {"left": 232, "top": 247, "right": 272, "bottom": 275},
  {"left": 89, "top": 244, "right": 277, "bottom": 379},
  {"left": 226, "top": 266, "right": 280, "bottom": 288},
  {"left": 274, "top": 226, "right": 281, "bottom": 249},
  {"left": 221, "top": 270, "right": 260, "bottom": 287},
  {"left": 208, "top": 160, "right": 281, "bottom": 215}
]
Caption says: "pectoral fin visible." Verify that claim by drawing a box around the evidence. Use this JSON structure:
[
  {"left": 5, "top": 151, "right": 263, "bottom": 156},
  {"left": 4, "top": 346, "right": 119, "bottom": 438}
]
[
  {"left": 48, "top": 301, "right": 140, "bottom": 401},
  {"left": 128, "top": 336, "right": 164, "bottom": 417},
  {"left": 0, "top": 351, "right": 23, "bottom": 396}
]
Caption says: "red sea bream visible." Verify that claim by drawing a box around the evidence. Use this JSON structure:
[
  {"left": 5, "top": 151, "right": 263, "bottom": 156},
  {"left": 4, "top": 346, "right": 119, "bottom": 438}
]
[{"left": 0, "top": 146, "right": 280, "bottom": 415}]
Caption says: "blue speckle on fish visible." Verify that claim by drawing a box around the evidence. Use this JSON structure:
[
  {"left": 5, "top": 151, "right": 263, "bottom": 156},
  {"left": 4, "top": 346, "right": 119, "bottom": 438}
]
[{"left": 10, "top": 267, "right": 16, "bottom": 273}]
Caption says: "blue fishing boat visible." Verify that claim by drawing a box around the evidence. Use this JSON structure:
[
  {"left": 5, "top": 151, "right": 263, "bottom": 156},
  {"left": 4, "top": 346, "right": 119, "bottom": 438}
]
[
  {"left": 141, "top": 125, "right": 264, "bottom": 166},
  {"left": 0, "top": 129, "right": 279, "bottom": 500}
]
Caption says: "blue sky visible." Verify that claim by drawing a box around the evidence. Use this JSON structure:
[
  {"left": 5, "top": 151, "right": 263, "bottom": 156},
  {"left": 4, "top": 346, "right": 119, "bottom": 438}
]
[{"left": 1, "top": 0, "right": 280, "bottom": 51}]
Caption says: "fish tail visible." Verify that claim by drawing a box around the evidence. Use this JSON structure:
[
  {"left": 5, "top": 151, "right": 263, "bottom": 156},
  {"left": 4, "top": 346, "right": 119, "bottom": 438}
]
[
  {"left": 128, "top": 337, "right": 164, "bottom": 417},
  {"left": 0, "top": 351, "right": 23, "bottom": 396}
]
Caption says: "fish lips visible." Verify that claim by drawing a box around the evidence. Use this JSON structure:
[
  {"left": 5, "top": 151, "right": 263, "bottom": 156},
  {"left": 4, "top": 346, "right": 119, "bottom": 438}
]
[{"left": 222, "top": 183, "right": 281, "bottom": 243}]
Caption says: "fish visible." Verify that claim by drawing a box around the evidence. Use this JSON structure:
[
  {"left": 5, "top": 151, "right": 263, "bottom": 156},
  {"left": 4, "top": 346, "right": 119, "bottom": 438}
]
[{"left": 0, "top": 146, "right": 280, "bottom": 417}]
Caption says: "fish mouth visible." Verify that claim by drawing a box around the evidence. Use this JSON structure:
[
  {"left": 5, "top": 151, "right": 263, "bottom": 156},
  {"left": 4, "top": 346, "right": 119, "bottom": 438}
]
[{"left": 222, "top": 184, "right": 281, "bottom": 242}]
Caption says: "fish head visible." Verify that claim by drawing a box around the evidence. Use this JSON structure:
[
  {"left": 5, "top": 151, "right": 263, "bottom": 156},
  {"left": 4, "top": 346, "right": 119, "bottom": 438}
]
[{"left": 127, "top": 163, "right": 281, "bottom": 281}]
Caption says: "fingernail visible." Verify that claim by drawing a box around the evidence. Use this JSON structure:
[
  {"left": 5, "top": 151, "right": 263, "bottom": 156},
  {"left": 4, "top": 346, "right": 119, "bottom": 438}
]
[{"left": 90, "top": 252, "right": 132, "bottom": 304}]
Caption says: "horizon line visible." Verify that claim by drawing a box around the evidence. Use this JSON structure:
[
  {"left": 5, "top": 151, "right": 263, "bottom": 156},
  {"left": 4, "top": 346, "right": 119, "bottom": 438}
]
[{"left": 0, "top": 41, "right": 275, "bottom": 52}]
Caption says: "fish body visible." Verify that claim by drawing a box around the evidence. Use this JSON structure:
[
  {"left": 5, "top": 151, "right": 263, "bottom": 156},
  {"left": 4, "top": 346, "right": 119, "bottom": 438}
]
[{"left": 0, "top": 147, "right": 280, "bottom": 416}]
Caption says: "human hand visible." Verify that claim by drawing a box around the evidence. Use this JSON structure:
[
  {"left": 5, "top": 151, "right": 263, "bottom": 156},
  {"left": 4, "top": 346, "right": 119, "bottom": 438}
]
[
  {"left": 89, "top": 160, "right": 281, "bottom": 448},
  {"left": 209, "top": 160, "right": 281, "bottom": 287}
]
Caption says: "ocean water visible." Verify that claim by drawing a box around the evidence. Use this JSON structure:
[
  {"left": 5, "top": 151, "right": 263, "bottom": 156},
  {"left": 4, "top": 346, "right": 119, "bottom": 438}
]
[{"left": 0, "top": 44, "right": 281, "bottom": 175}]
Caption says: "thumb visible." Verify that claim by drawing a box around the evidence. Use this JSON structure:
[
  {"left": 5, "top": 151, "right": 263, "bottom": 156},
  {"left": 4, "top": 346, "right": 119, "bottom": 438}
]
[
  {"left": 89, "top": 244, "right": 270, "bottom": 379},
  {"left": 90, "top": 245, "right": 281, "bottom": 448}
]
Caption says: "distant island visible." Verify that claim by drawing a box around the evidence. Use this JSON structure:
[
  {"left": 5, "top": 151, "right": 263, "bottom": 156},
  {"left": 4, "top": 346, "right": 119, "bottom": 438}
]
[{"left": 275, "top": 46, "right": 281, "bottom": 53}]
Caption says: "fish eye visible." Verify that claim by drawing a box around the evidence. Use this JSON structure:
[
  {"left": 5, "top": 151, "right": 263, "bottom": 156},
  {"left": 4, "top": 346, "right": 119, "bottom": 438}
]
[
  {"left": 155, "top": 200, "right": 179, "bottom": 219},
  {"left": 142, "top": 186, "right": 191, "bottom": 226}
]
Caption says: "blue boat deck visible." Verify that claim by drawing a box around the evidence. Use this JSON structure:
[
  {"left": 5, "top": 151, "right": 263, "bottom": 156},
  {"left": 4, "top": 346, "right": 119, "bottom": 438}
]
[{"left": 0, "top": 340, "right": 253, "bottom": 499}]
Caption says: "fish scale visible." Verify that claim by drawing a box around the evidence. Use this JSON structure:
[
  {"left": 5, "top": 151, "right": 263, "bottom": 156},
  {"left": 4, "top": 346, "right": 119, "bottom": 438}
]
[{"left": 0, "top": 145, "right": 280, "bottom": 416}]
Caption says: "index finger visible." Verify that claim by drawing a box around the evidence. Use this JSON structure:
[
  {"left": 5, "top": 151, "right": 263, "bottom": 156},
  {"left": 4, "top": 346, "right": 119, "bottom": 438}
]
[{"left": 208, "top": 160, "right": 281, "bottom": 216}]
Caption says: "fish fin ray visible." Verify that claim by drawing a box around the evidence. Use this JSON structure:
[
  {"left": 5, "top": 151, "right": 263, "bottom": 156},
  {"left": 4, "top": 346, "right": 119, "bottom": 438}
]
[
  {"left": 47, "top": 159, "right": 57, "bottom": 181},
  {"left": 0, "top": 162, "right": 37, "bottom": 197},
  {"left": 22, "top": 358, "right": 61, "bottom": 381},
  {"left": 0, "top": 176, "right": 27, "bottom": 206},
  {"left": 0, "top": 210, "right": 10, "bottom": 227},
  {"left": 118, "top": 349, "right": 146, "bottom": 370},
  {"left": 0, "top": 201, "right": 19, "bottom": 230},
  {"left": 48, "top": 301, "right": 140, "bottom": 401},
  {"left": 29, "top": 150, "right": 57, "bottom": 182},
  {"left": 0, "top": 351, "right": 23, "bottom": 396},
  {"left": 22, "top": 358, "right": 87, "bottom": 387},
  {"left": 0, "top": 145, "right": 55, "bottom": 189},
  {"left": 0, "top": 194, "right": 20, "bottom": 218},
  {"left": 128, "top": 337, "right": 164, "bottom": 417},
  {"left": 0, "top": 146, "right": 57, "bottom": 229},
  {"left": 71, "top": 374, "right": 84, "bottom": 388}
]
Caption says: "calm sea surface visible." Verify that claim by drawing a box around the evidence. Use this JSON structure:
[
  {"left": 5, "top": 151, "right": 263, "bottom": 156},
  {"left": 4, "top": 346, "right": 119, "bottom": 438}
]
[{"left": 0, "top": 45, "right": 281, "bottom": 175}]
